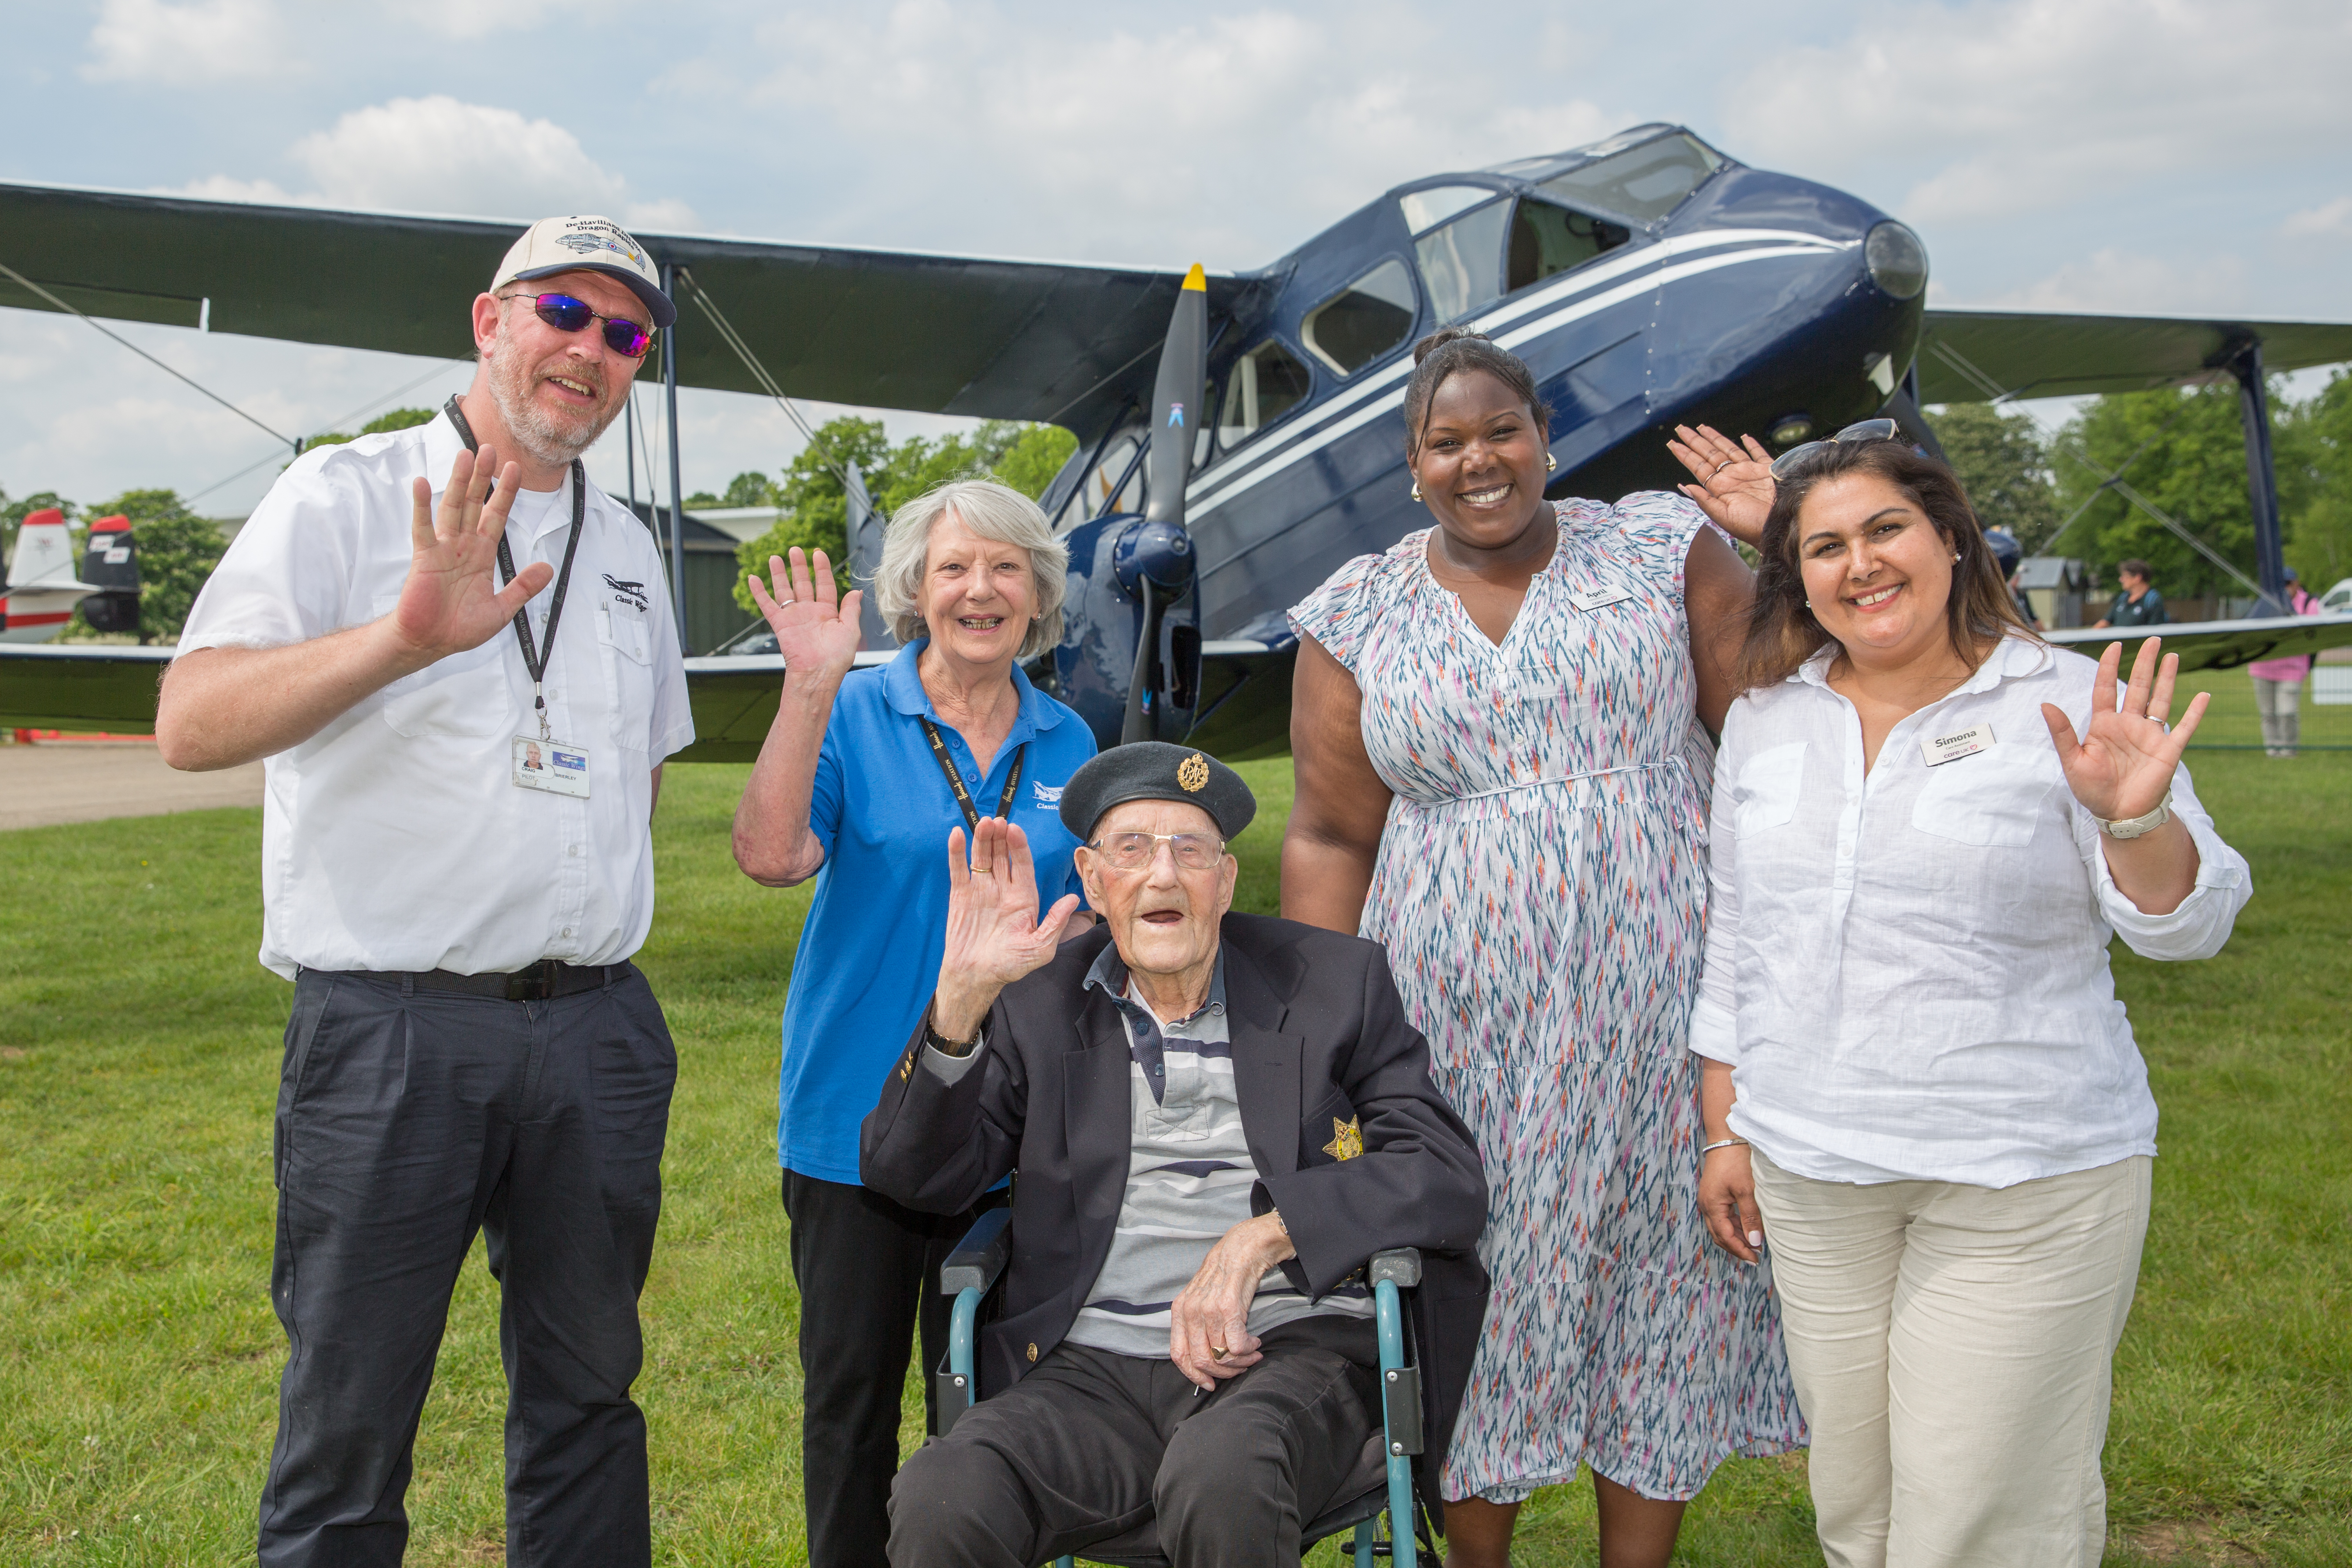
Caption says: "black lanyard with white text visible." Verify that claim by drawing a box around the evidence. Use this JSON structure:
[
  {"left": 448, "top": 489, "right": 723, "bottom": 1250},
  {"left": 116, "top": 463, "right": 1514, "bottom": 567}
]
[
  {"left": 445, "top": 397, "right": 586, "bottom": 741},
  {"left": 918, "top": 716, "right": 1025, "bottom": 834}
]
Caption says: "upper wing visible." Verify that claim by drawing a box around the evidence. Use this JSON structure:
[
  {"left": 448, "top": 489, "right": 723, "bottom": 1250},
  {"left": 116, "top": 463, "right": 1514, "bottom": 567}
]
[
  {"left": 0, "top": 179, "right": 1270, "bottom": 439},
  {"left": 1918, "top": 307, "right": 2352, "bottom": 403}
]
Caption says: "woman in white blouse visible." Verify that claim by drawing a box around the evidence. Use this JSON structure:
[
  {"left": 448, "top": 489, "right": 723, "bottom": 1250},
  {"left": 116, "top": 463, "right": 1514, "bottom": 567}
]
[{"left": 1665, "top": 423, "right": 2251, "bottom": 1568}]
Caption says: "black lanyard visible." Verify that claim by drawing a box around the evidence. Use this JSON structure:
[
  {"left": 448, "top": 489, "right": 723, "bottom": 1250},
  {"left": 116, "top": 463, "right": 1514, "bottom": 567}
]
[
  {"left": 444, "top": 397, "right": 587, "bottom": 738},
  {"left": 918, "top": 716, "right": 1026, "bottom": 833}
]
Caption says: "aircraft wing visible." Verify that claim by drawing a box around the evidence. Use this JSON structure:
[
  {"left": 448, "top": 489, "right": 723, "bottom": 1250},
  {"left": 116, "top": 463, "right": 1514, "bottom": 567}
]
[
  {"left": 1918, "top": 307, "right": 2352, "bottom": 403},
  {"left": 10, "top": 622, "right": 2349, "bottom": 754},
  {"left": 2044, "top": 613, "right": 2352, "bottom": 674},
  {"left": 0, "top": 180, "right": 1273, "bottom": 439}
]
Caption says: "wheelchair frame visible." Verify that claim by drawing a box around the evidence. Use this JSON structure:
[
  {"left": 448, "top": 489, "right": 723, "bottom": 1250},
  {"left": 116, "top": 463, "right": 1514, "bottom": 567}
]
[{"left": 934, "top": 1205, "right": 1434, "bottom": 1566}]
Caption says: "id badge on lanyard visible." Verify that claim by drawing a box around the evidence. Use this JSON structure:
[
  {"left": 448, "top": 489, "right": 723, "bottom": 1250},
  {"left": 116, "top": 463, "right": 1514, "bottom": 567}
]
[{"left": 446, "top": 397, "right": 593, "bottom": 798}]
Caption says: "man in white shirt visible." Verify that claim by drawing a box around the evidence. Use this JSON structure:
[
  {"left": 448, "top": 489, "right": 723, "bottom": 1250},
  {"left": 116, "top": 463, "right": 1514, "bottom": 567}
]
[{"left": 158, "top": 215, "right": 693, "bottom": 1568}]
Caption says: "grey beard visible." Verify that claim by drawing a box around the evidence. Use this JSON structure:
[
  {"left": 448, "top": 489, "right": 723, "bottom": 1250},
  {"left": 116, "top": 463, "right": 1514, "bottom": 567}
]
[{"left": 487, "top": 354, "right": 620, "bottom": 468}]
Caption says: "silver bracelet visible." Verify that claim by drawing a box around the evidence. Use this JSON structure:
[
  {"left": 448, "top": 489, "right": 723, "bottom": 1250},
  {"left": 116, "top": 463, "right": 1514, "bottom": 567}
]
[{"left": 1700, "top": 1138, "right": 1748, "bottom": 1157}]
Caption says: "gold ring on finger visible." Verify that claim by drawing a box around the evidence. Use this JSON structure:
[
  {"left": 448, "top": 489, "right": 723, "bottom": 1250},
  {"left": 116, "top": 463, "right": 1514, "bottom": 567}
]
[{"left": 1210, "top": 1345, "right": 1230, "bottom": 1361}]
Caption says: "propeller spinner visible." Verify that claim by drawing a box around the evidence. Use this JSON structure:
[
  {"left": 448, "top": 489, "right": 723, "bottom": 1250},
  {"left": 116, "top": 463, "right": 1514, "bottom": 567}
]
[{"left": 1119, "top": 263, "right": 1207, "bottom": 745}]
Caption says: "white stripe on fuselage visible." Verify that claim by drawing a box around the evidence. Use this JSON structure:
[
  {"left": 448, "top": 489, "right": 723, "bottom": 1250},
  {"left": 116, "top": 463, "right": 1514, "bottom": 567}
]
[
  {"left": 1185, "top": 227, "right": 1847, "bottom": 511},
  {"left": 1189, "top": 236, "right": 1852, "bottom": 527}
]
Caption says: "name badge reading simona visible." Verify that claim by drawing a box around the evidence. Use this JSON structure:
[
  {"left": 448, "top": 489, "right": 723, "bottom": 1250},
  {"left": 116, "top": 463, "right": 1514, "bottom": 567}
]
[
  {"left": 1919, "top": 723, "right": 1995, "bottom": 767},
  {"left": 512, "top": 735, "right": 592, "bottom": 797}
]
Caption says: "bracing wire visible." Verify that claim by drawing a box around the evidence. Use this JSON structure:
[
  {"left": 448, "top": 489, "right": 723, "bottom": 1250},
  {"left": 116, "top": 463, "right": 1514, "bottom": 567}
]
[
  {"left": 183, "top": 355, "right": 476, "bottom": 506},
  {"left": 0, "top": 257, "right": 294, "bottom": 449},
  {"left": 679, "top": 270, "right": 866, "bottom": 502}
]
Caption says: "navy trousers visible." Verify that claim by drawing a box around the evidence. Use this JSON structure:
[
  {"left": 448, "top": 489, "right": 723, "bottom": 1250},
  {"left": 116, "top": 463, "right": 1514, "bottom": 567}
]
[{"left": 257, "top": 966, "right": 676, "bottom": 1568}]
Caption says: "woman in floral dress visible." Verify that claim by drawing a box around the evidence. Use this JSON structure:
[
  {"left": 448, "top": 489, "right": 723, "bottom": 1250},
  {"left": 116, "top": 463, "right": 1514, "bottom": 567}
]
[{"left": 1283, "top": 328, "right": 1802, "bottom": 1568}]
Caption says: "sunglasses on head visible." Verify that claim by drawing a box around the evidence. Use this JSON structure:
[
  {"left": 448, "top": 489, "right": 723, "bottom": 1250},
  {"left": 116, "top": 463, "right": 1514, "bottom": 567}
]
[
  {"left": 1769, "top": 418, "right": 1904, "bottom": 481},
  {"left": 503, "top": 291, "right": 653, "bottom": 358}
]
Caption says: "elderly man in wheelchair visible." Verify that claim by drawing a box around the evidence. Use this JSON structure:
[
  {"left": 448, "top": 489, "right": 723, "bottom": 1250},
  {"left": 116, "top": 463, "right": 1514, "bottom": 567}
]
[{"left": 860, "top": 743, "right": 1489, "bottom": 1568}]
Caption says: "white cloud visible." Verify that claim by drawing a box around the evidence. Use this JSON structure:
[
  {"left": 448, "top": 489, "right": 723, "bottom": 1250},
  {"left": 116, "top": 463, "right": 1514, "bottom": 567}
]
[
  {"left": 740, "top": 1, "right": 1621, "bottom": 266},
  {"left": 1963, "top": 247, "right": 2249, "bottom": 315},
  {"left": 82, "top": 0, "right": 292, "bottom": 83},
  {"left": 384, "top": 0, "right": 580, "bottom": 39},
  {"left": 1724, "top": 0, "right": 2352, "bottom": 225},
  {"left": 2280, "top": 196, "right": 2352, "bottom": 238},
  {"left": 167, "top": 96, "right": 695, "bottom": 230}
]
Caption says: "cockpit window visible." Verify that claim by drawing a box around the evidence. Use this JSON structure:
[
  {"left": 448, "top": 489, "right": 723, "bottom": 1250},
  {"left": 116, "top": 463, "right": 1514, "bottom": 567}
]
[
  {"left": 1414, "top": 200, "right": 1510, "bottom": 324},
  {"left": 1506, "top": 201, "right": 1631, "bottom": 292},
  {"left": 1218, "top": 338, "right": 1313, "bottom": 452},
  {"left": 1536, "top": 133, "right": 1723, "bottom": 226},
  {"left": 1301, "top": 259, "right": 1417, "bottom": 376},
  {"left": 1396, "top": 185, "right": 1494, "bottom": 234}
]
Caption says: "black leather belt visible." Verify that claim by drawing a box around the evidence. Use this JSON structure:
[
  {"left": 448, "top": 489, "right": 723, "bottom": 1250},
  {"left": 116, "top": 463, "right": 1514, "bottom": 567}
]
[{"left": 324, "top": 960, "right": 625, "bottom": 1002}]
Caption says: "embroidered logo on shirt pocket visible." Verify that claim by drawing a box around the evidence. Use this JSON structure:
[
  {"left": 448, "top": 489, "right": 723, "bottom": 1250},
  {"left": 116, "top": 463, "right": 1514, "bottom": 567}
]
[
  {"left": 1909, "top": 743, "right": 2062, "bottom": 848},
  {"left": 1732, "top": 741, "right": 1807, "bottom": 837}
]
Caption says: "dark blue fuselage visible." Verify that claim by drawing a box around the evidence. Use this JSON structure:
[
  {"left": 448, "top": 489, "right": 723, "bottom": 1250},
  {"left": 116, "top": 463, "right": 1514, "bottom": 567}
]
[{"left": 1043, "top": 127, "right": 1926, "bottom": 755}]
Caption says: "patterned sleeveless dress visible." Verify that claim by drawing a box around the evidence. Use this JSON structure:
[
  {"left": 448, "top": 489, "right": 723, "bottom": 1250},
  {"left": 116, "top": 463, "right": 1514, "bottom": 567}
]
[{"left": 1288, "top": 494, "right": 1803, "bottom": 1503}]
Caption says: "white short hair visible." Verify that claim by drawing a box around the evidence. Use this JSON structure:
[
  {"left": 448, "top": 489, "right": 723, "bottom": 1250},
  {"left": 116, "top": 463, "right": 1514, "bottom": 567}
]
[{"left": 873, "top": 479, "right": 1068, "bottom": 658}]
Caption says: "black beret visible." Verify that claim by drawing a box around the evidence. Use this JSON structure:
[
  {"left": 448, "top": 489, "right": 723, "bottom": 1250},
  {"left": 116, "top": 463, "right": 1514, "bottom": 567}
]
[{"left": 1058, "top": 742, "right": 1257, "bottom": 843}]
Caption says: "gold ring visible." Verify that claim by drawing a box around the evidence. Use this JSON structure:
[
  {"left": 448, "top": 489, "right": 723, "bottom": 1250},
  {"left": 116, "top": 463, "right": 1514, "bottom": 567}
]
[{"left": 1210, "top": 1346, "right": 1230, "bottom": 1361}]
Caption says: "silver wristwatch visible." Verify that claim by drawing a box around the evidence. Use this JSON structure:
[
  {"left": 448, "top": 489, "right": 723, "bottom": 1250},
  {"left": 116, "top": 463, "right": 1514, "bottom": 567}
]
[{"left": 2097, "top": 789, "right": 2173, "bottom": 840}]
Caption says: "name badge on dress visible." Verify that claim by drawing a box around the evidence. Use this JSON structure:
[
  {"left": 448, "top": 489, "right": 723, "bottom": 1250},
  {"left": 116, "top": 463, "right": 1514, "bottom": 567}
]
[
  {"left": 1567, "top": 586, "right": 1633, "bottom": 613},
  {"left": 513, "top": 735, "right": 592, "bottom": 796},
  {"left": 1919, "top": 723, "right": 1994, "bottom": 767}
]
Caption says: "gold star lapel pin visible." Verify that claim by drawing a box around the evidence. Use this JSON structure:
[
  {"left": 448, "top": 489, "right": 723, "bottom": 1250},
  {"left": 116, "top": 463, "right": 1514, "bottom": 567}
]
[{"left": 1323, "top": 1116, "right": 1364, "bottom": 1161}]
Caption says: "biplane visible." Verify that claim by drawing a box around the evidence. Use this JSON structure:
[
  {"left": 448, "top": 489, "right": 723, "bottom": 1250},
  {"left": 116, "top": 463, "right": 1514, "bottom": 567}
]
[{"left": 4, "top": 123, "right": 2350, "bottom": 756}]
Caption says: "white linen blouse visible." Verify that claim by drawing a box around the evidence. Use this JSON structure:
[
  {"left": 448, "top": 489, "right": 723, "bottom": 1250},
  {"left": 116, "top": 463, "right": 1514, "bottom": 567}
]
[{"left": 1691, "top": 634, "right": 2251, "bottom": 1188}]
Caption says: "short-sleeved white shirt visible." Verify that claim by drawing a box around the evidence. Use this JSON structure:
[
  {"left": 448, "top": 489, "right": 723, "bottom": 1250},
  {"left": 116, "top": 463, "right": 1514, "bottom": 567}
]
[{"left": 179, "top": 411, "right": 694, "bottom": 979}]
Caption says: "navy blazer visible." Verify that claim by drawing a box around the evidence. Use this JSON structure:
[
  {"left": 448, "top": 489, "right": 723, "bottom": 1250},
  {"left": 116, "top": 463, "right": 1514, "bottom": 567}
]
[{"left": 860, "top": 911, "right": 1490, "bottom": 1510}]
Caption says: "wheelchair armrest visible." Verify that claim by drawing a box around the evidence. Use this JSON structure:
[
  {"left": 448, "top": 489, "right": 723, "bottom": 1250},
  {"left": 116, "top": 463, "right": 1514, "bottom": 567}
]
[
  {"left": 1368, "top": 1247, "right": 1421, "bottom": 1288},
  {"left": 939, "top": 1204, "right": 1014, "bottom": 1296}
]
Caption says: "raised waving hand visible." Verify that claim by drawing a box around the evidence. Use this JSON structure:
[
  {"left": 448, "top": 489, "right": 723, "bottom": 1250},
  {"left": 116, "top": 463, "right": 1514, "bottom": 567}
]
[
  {"left": 747, "top": 546, "right": 864, "bottom": 682},
  {"left": 930, "top": 817, "right": 1084, "bottom": 1042},
  {"left": 2041, "top": 636, "right": 2209, "bottom": 823},
  {"left": 389, "top": 444, "right": 548, "bottom": 661},
  {"left": 1666, "top": 423, "right": 1776, "bottom": 546}
]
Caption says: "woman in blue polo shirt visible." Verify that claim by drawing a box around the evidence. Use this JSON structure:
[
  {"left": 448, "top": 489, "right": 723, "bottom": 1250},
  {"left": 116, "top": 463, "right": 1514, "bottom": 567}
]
[{"left": 732, "top": 479, "right": 1096, "bottom": 1568}]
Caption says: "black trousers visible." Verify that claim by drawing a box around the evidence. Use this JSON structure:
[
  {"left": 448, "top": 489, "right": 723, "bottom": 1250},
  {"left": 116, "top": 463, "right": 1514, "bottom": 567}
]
[
  {"left": 257, "top": 966, "right": 676, "bottom": 1568},
  {"left": 783, "top": 1172, "right": 996, "bottom": 1568},
  {"left": 888, "top": 1330, "right": 1380, "bottom": 1568}
]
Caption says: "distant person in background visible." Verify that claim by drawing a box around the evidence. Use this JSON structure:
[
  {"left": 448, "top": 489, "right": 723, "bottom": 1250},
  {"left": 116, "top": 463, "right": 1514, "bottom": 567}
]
[
  {"left": 2248, "top": 568, "right": 2322, "bottom": 757},
  {"left": 2093, "top": 559, "right": 2166, "bottom": 629},
  {"left": 1684, "top": 432, "right": 2250, "bottom": 1568}
]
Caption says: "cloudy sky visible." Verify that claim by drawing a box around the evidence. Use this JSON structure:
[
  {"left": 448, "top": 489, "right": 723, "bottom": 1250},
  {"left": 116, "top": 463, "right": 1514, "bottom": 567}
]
[{"left": 5, "top": 0, "right": 2349, "bottom": 516}]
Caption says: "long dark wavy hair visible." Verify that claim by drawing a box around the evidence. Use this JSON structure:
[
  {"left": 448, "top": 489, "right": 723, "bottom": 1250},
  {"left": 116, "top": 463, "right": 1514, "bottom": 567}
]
[
  {"left": 1740, "top": 439, "right": 2038, "bottom": 692},
  {"left": 1401, "top": 327, "right": 1554, "bottom": 460}
]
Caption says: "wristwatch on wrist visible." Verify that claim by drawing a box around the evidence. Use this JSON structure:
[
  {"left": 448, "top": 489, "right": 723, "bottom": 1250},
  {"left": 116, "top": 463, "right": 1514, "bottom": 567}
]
[
  {"left": 925, "top": 1012, "right": 980, "bottom": 1058},
  {"left": 2097, "top": 788, "right": 2173, "bottom": 841}
]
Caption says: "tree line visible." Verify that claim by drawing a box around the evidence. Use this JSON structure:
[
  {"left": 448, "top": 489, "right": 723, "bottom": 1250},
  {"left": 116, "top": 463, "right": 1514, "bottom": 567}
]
[{"left": 1935, "top": 370, "right": 2352, "bottom": 598}]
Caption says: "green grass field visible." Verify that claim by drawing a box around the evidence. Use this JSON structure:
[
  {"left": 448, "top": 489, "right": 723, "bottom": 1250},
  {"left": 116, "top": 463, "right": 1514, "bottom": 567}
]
[{"left": 2, "top": 669, "right": 2346, "bottom": 1565}]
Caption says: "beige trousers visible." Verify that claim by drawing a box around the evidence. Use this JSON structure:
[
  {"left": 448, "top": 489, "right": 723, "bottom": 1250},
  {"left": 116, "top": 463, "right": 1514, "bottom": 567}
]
[{"left": 1749, "top": 1151, "right": 2152, "bottom": 1568}]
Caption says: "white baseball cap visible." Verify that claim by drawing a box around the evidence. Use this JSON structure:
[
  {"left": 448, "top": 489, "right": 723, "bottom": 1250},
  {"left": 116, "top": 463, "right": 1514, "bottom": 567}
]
[{"left": 491, "top": 215, "right": 675, "bottom": 328}]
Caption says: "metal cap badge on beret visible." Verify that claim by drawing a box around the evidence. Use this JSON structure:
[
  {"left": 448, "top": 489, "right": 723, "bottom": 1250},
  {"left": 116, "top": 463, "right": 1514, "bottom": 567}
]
[{"left": 1058, "top": 742, "right": 1257, "bottom": 843}]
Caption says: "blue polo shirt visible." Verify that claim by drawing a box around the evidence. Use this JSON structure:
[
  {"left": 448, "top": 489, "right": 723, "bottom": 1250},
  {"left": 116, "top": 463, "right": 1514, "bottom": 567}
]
[{"left": 777, "top": 640, "right": 1096, "bottom": 1182}]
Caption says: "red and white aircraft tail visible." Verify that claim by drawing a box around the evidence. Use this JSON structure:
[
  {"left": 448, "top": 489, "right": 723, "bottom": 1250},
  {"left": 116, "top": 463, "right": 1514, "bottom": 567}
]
[{"left": 1, "top": 509, "right": 103, "bottom": 643}]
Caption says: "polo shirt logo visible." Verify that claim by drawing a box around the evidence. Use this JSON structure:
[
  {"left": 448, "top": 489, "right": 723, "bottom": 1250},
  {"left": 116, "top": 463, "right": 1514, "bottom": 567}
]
[{"left": 1032, "top": 781, "right": 1065, "bottom": 805}]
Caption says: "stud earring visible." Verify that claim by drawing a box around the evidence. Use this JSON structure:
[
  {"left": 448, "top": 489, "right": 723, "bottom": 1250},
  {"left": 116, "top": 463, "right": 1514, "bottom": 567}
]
[
  {"left": 1545, "top": 453, "right": 1557, "bottom": 471},
  {"left": 1952, "top": 552, "right": 1961, "bottom": 562},
  {"left": 1411, "top": 482, "right": 1423, "bottom": 502}
]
